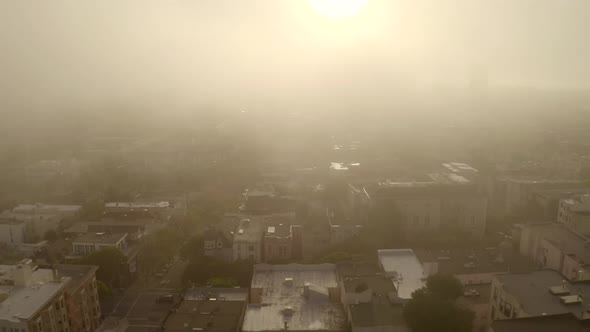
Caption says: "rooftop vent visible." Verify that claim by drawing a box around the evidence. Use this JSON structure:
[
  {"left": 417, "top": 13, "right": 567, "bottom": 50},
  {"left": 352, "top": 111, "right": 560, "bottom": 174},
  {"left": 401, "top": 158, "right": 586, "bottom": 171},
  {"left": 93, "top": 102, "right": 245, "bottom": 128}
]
[
  {"left": 560, "top": 294, "right": 583, "bottom": 305},
  {"left": 549, "top": 285, "right": 570, "bottom": 295}
]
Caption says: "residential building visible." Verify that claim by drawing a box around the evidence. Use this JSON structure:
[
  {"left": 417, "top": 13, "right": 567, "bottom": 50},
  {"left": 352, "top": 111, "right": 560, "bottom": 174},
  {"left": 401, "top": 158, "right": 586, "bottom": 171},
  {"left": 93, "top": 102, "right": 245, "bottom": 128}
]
[
  {"left": 165, "top": 288, "right": 247, "bottom": 332},
  {"left": 6, "top": 204, "right": 82, "bottom": 220},
  {"left": 0, "top": 209, "right": 64, "bottom": 243},
  {"left": 349, "top": 299, "right": 408, "bottom": 332},
  {"left": 70, "top": 233, "right": 138, "bottom": 283},
  {"left": 262, "top": 224, "right": 293, "bottom": 262},
  {"left": 65, "top": 221, "right": 148, "bottom": 242},
  {"left": 232, "top": 219, "right": 264, "bottom": 262},
  {"left": 0, "top": 218, "right": 25, "bottom": 244},
  {"left": 417, "top": 247, "right": 535, "bottom": 332},
  {"left": 203, "top": 228, "right": 233, "bottom": 262},
  {"left": 243, "top": 264, "right": 347, "bottom": 332},
  {"left": 489, "top": 269, "right": 590, "bottom": 321},
  {"left": 0, "top": 259, "right": 70, "bottom": 332},
  {"left": 367, "top": 165, "right": 488, "bottom": 237},
  {"left": 490, "top": 313, "right": 590, "bottom": 332},
  {"left": 72, "top": 233, "right": 129, "bottom": 256},
  {"left": 239, "top": 185, "right": 298, "bottom": 215},
  {"left": 104, "top": 201, "right": 171, "bottom": 219},
  {"left": 377, "top": 249, "right": 427, "bottom": 302},
  {"left": 532, "top": 189, "right": 590, "bottom": 219},
  {"left": 56, "top": 265, "right": 101, "bottom": 332},
  {"left": 336, "top": 262, "right": 409, "bottom": 332},
  {"left": 519, "top": 222, "right": 590, "bottom": 281},
  {"left": 488, "top": 176, "right": 588, "bottom": 217},
  {"left": 558, "top": 195, "right": 590, "bottom": 235}
]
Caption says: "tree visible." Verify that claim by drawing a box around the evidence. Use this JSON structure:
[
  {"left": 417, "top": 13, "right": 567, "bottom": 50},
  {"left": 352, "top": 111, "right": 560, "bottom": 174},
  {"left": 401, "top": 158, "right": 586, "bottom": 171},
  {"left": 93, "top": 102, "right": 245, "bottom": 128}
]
[
  {"left": 44, "top": 230, "right": 58, "bottom": 243},
  {"left": 426, "top": 274, "right": 464, "bottom": 301},
  {"left": 96, "top": 280, "right": 112, "bottom": 300},
  {"left": 403, "top": 276, "right": 474, "bottom": 332},
  {"left": 80, "top": 247, "right": 127, "bottom": 287}
]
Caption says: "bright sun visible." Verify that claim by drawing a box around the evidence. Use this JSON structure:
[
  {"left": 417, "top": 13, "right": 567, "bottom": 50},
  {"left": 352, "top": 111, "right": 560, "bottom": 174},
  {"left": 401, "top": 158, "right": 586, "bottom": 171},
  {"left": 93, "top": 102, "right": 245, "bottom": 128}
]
[{"left": 309, "top": 0, "right": 368, "bottom": 19}]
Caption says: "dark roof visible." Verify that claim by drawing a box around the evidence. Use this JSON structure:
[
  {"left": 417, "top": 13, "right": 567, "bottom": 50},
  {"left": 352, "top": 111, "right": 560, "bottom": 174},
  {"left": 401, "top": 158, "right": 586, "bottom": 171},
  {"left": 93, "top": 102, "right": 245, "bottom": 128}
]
[
  {"left": 416, "top": 248, "right": 536, "bottom": 276},
  {"left": 491, "top": 313, "right": 590, "bottom": 332},
  {"left": 203, "top": 228, "right": 232, "bottom": 246},
  {"left": 344, "top": 275, "right": 396, "bottom": 294},
  {"left": 164, "top": 299, "right": 245, "bottom": 332},
  {"left": 55, "top": 264, "right": 98, "bottom": 294},
  {"left": 337, "top": 262, "right": 379, "bottom": 277},
  {"left": 264, "top": 223, "right": 291, "bottom": 238},
  {"left": 102, "top": 210, "right": 158, "bottom": 221},
  {"left": 350, "top": 297, "right": 406, "bottom": 327}
]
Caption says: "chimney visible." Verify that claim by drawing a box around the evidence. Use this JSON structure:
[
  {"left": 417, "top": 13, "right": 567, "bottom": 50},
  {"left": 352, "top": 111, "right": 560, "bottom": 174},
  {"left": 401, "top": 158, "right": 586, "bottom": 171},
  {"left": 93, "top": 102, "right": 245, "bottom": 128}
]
[
  {"left": 14, "top": 259, "right": 33, "bottom": 287},
  {"left": 52, "top": 268, "right": 60, "bottom": 282}
]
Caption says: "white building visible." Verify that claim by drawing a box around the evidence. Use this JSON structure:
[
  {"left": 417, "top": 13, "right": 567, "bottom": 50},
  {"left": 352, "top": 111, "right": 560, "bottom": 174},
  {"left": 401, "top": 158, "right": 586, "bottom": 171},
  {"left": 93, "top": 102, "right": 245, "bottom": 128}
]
[
  {"left": 72, "top": 233, "right": 128, "bottom": 256},
  {"left": 0, "top": 203, "right": 81, "bottom": 243},
  {"left": 243, "top": 264, "right": 346, "bottom": 332},
  {"left": 558, "top": 195, "right": 590, "bottom": 236},
  {"left": 377, "top": 249, "right": 427, "bottom": 302}
]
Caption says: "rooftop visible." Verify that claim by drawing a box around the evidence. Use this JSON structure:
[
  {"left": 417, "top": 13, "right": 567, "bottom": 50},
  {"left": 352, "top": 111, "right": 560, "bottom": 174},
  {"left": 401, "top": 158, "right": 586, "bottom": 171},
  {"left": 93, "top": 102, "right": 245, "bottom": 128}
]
[
  {"left": 264, "top": 223, "right": 291, "bottom": 238},
  {"left": 164, "top": 299, "right": 245, "bottom": 332},
  {"left": 349, "top": 297, "right": 406, "bottom": 328},
  {"left": 343, "top": 275, "right": 395, "bottom": 294},
  {"left": 184, "top": 287, "right": 248, "bottom": 302},
  {"left": 0, "top": 264, "right": 70, "bottom": 322},
  {"left": 491, "top": 313, "right": 590, "bottom": 332},
  {"left": 105, "top": 201, "right": 170, "bottom": 209},
  {"left": 73, "top": 232, "right": 127, "bottom": 245},
  {"left": 243, "top": 264, "right": 346, "bottom": 332},
  {"left": 524, "top": 223, "right": 590, "bottom": 265},
  {"left": 233, "top": 218, "right": 265, "bottom": 244},
  {"left": 497, "top": 269, "right": 590, "bottom": 317},
  {"left": 55, "top": 265, "right": 98, "bottom": 294},
  {"left": 416, "top": 247, "right": 536, "bottom": 276},
  {"left": 7, "top": 204, "right": 81, "bottom": 214},
  {"left": 377, "top": 249, "right": 426, "bottom": 300}
]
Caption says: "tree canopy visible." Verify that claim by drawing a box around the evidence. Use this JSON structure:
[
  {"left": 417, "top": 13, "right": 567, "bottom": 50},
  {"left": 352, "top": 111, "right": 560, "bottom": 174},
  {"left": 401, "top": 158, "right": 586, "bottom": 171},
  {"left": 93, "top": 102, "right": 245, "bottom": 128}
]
[
  {"left": 80, "top": 247, "right": 127, "bottom": 287},
  {"left": 403, "top": 275, "right": 474, "bottom": 332}
]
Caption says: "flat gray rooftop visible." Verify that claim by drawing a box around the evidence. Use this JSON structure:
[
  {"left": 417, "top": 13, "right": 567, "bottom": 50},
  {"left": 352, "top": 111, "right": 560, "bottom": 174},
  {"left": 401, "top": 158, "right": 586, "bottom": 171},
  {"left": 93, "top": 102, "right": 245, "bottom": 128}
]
[{"left": 498, "top": 269, "right": 590, "bottom": 317}]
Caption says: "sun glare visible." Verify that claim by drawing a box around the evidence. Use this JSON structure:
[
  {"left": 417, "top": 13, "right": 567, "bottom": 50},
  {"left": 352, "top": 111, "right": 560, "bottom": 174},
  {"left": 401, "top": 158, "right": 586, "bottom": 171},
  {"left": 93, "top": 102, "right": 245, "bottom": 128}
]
[{"left": 309, "top": 0, "right": 368, "bottom": 19}]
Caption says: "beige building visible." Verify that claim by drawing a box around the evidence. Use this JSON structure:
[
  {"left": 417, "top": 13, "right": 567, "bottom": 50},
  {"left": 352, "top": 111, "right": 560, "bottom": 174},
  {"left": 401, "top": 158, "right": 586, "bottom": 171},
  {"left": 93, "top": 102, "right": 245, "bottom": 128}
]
[
  {"left": 519, "top": 222, "right": 590, "bottom": 281},
  {"left": 0, "top": 259, "right": 71, "bottom": 332},
  {"left": 489, "top": 270, "right": 590, "bottom": 322},
  {"left": 558, "top": 195, "right": 590, "bottom": 236},
  {"left": 367, "top": 165, "right": 488, "bottom": 237}
]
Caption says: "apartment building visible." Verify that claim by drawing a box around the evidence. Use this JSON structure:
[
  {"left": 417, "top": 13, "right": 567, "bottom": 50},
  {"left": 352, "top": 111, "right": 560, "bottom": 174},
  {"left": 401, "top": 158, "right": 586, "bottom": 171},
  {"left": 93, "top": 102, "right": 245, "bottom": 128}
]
[
  {"left": 558, "top": 195, "right": 590, "bottom": 236},
  {"left": 0, "top": 260, "right": 71, "bottom": 332}
]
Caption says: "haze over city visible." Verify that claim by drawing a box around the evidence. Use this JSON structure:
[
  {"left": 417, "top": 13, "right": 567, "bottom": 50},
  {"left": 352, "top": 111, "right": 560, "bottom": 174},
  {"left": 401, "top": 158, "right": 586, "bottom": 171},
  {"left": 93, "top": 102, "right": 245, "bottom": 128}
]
[{"left": 0, "top": 1, "right": 589, "bottom": 332}]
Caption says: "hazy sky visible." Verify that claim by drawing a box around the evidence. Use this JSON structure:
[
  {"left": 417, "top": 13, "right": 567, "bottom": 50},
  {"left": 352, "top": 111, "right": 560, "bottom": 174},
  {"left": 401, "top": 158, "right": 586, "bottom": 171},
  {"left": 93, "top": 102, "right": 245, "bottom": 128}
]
[{"left": 1, "top": 0, "right": 589, "bottom": 113}]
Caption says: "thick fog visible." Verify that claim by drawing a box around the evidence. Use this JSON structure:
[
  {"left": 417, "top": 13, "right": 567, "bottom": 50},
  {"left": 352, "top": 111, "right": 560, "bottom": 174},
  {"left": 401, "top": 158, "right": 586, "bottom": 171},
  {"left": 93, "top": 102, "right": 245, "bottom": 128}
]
[{"left": 1, "top": 0, "right": 590, "bottom": 116}]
